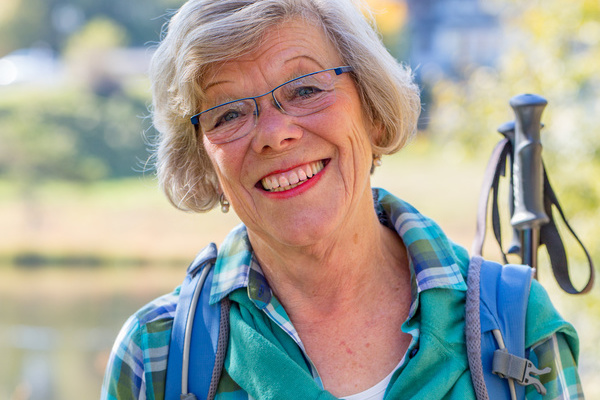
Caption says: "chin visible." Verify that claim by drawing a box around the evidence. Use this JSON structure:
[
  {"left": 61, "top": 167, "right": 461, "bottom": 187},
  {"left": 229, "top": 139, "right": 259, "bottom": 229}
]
[{"left": 264, "top": 215, "right": 340, "bottom": 249}]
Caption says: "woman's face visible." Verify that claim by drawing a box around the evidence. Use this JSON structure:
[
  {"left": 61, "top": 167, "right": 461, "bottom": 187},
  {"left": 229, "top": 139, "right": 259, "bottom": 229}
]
[{"left": 201, "top": 19, "right": 379, "bottom": 248}]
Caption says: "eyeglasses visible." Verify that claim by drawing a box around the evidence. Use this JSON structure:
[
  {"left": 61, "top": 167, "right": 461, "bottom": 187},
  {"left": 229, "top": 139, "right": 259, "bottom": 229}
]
[{"left": 191, "top": 66, "right": 353, "bottom": 144}]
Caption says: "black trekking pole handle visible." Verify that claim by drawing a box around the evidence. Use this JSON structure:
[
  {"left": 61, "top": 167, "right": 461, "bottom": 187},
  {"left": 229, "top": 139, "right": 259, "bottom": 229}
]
[
  {"left": 497, "top": 121, "right": 521, "bottom": 256},
  {"left": 509, "top": 94, "right": 550, "bottom": 270}
]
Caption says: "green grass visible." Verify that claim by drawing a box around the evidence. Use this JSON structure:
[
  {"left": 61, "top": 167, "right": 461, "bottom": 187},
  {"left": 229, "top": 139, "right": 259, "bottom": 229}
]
[{"left": 0, "top": 175, "right": 242, "bottom": 263}]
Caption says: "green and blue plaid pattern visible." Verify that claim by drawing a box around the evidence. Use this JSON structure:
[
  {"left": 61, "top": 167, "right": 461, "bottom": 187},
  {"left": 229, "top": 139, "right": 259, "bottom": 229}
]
[{"left": 101, "top": 188, "right": 581, "bottom": 399}]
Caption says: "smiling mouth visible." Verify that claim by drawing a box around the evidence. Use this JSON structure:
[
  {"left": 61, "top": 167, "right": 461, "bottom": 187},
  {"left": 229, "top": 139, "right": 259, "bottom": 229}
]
[{"left": 260, "top": 160, "right": 327, "bottom": 192}]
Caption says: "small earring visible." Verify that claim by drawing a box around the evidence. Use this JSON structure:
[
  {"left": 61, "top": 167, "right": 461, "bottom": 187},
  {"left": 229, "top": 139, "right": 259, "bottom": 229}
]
[
  {"left": 219, "top": 193, "right": 230, "bottom": 213},
  {"left": 373, "top": 155, "right": 383, "bottom": 167}
]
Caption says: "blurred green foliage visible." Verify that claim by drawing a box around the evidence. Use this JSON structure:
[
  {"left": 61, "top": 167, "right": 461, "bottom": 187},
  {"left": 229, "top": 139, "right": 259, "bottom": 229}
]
[
  {"left": 64, "top": 16, "right": 130, "bottom": 54},
  {"left": 0, "top": 0, "right": 183, "bottom": 55},
  {"left": 0, "top": 0, "right": 170, "bottom": 187},
  {"left": 427, "top": 0, "right": 600, "bottom": 154},
  {"left": 0, "top": 85, "right": 151, "bottom": 184}
]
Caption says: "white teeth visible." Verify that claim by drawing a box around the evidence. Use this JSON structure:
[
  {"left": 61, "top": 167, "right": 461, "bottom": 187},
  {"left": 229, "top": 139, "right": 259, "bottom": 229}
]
[
  {"left": 261, "top": 160, "right": 325, "bottom": 192},
  {"left": 288, "top": 171, "right": 299, "bottom": 185},
  {"left": 305, "top": 165, "right": 313, "bottom": 178},
  {"left": 269, "top": 176, "right": 279, "bottom": 189},
  {"left": 312, "top": 163, "right": 319, "bottom": 175},
  {"left": 278, "top": 176, "right": 290, "bottom": 187},
  {"left": 298, "top": 168, "right": 307, "bottom": 181}
]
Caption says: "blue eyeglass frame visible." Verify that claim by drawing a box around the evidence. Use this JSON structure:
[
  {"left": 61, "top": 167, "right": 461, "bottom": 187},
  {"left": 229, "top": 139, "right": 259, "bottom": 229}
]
[{"left": 190, "top": 66, "right": 353, "bottom": 126}]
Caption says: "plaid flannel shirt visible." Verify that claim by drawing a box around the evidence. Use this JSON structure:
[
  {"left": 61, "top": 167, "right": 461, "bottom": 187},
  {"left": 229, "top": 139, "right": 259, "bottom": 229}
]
[{"left": 101, "top": 188, "right": 582, "bottom": 399}]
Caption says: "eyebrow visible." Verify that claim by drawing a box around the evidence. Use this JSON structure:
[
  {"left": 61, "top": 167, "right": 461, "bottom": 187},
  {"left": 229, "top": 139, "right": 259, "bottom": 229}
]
[
  {"left": 203, "top": 76, "right": 232, "bottom": 93},
  {"left": 205, "top": 53, "right": 326, "bottom": 87},
  {"left": 202, "top": 74, "right": 237, "bottom": 108},
  {"left": 283, "top": 55, "right": 326, "bottom": 78},
  {"left": 285, "top": 54, "right": 324, "bottom": 66}
]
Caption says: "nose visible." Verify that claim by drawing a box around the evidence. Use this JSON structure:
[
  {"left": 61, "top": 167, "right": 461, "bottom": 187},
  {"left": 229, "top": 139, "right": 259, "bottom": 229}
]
[{"left": 250, "top": 97, "right": 303, "bottom": 154}]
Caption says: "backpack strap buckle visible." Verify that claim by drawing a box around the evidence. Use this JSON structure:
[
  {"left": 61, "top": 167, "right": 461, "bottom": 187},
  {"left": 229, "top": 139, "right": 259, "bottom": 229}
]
[{"left": 492, "top": 348, "right": 551, "bottom": 395}]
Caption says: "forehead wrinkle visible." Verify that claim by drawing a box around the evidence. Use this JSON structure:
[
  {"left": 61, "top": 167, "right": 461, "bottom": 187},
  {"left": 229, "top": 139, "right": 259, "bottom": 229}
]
[
  {"left": 202, "top": 63, "right": 255, "bottom": 107},
  {"left": 202, "top": 63, "right": 239, "bottom": 93},
  {"left": 205, "top": 28, "right": 333, "bottom": 85}
]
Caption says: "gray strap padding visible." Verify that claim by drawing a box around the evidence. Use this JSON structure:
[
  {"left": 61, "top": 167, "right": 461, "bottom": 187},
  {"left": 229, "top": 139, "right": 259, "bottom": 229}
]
[
  {"left": 208, "top": 297, "right": 231, "bottom": 400},
  {"left": 465, "top": 256, "right": 489, "bottom": 400}
]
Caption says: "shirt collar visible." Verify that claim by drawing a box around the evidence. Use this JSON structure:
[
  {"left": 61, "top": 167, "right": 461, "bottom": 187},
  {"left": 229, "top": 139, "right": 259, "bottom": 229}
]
[
  {"left": 209, "top": 188, "right": 468, "bottom": 305},
  {"left": 374, "top": 188, "right": 468, "bottom": 293}
]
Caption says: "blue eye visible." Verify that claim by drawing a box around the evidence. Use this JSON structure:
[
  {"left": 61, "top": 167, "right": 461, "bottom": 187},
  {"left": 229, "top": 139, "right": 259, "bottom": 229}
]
[
  {"left": 296, "top": 86, "right": 320, "bottom": 98},
  {"left": 216, "top": 110, "right": 241, "bottom": 127},
  {"left": 282, "top": 85, "right": 328, "bottom": 106}
]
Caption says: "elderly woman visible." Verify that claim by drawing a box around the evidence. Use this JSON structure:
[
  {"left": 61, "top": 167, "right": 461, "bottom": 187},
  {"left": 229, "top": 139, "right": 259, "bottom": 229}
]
[{"left": 102, "top": 0, "right": 581, "bottom": 399}]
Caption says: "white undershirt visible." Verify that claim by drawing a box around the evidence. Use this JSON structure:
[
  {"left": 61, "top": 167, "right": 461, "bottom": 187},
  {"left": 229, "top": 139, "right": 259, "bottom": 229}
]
[{"left": 341, "top": 358, "right": 404, "bottom": 400}]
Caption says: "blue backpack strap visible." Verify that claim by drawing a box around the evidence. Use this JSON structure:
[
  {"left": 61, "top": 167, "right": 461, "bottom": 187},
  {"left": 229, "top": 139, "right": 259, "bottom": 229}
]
[
  {"left": 466, "top": 256, "right": 550, "bottom": 400},
  {"left": 166, "top": 243, "right": 229, "bottom": 400}
]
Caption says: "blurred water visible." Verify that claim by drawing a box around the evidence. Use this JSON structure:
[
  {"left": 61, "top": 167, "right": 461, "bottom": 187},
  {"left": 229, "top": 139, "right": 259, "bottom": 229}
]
[
  {"left": 0, "top": 263, "right": 174, "bottom": 400},
  {"left": 1, "top": 323, "right": 117, "bottom": 400}
]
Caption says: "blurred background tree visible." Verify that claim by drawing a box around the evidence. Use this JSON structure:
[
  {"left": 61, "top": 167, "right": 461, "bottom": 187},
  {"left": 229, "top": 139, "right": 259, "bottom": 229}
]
[
  {"left": 0, "top": 0, "right": 183, "bottom": 55},
  {"left": 0, "top": 0, "right": 171, "bottom": 206}
]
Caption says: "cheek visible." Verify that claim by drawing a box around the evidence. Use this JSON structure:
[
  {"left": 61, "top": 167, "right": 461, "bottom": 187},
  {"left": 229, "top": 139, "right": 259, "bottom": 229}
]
[
  {"left": 202, "top": 140, "right": 228, "bottom": 184},
  {"left": 332, "top": 100, "right": 375, "bottom": 154},
  {"left": 203, "top": 138, "right": 247, "bottom": 187},
  {"left": 333, "top": 88, "right": 374, "bottom": 136}
]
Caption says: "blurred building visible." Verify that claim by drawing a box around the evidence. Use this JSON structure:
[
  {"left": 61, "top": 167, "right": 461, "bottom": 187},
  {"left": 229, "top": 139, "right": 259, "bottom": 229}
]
[
  {"left": 405, "top": 0, "right": 501, "bottom": 80},
  {"left": 401, "top": 0, "right": 501, "bottom": 128}
]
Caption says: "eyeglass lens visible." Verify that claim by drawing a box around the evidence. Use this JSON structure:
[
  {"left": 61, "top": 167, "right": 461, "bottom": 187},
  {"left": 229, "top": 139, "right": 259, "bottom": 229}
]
[{"left": 197, "top": 69, "right": 343, "bottom": 144}]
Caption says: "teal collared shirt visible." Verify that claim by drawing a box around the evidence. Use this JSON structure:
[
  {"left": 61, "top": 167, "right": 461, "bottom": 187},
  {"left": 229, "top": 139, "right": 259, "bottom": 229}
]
[{"left": 101, "top": 188, "right": 582, "bottom": 399}]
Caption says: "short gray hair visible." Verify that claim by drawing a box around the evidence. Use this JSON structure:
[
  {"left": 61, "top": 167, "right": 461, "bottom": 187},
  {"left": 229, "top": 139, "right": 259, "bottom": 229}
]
[{"left": 150, "top": 0, "right": 421, "bottom": 212}]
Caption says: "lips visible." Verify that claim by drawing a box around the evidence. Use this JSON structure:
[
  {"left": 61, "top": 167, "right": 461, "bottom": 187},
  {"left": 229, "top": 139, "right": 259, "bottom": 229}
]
[{"left": 260, "top": 160, "right": 326, "bottom": 192}]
